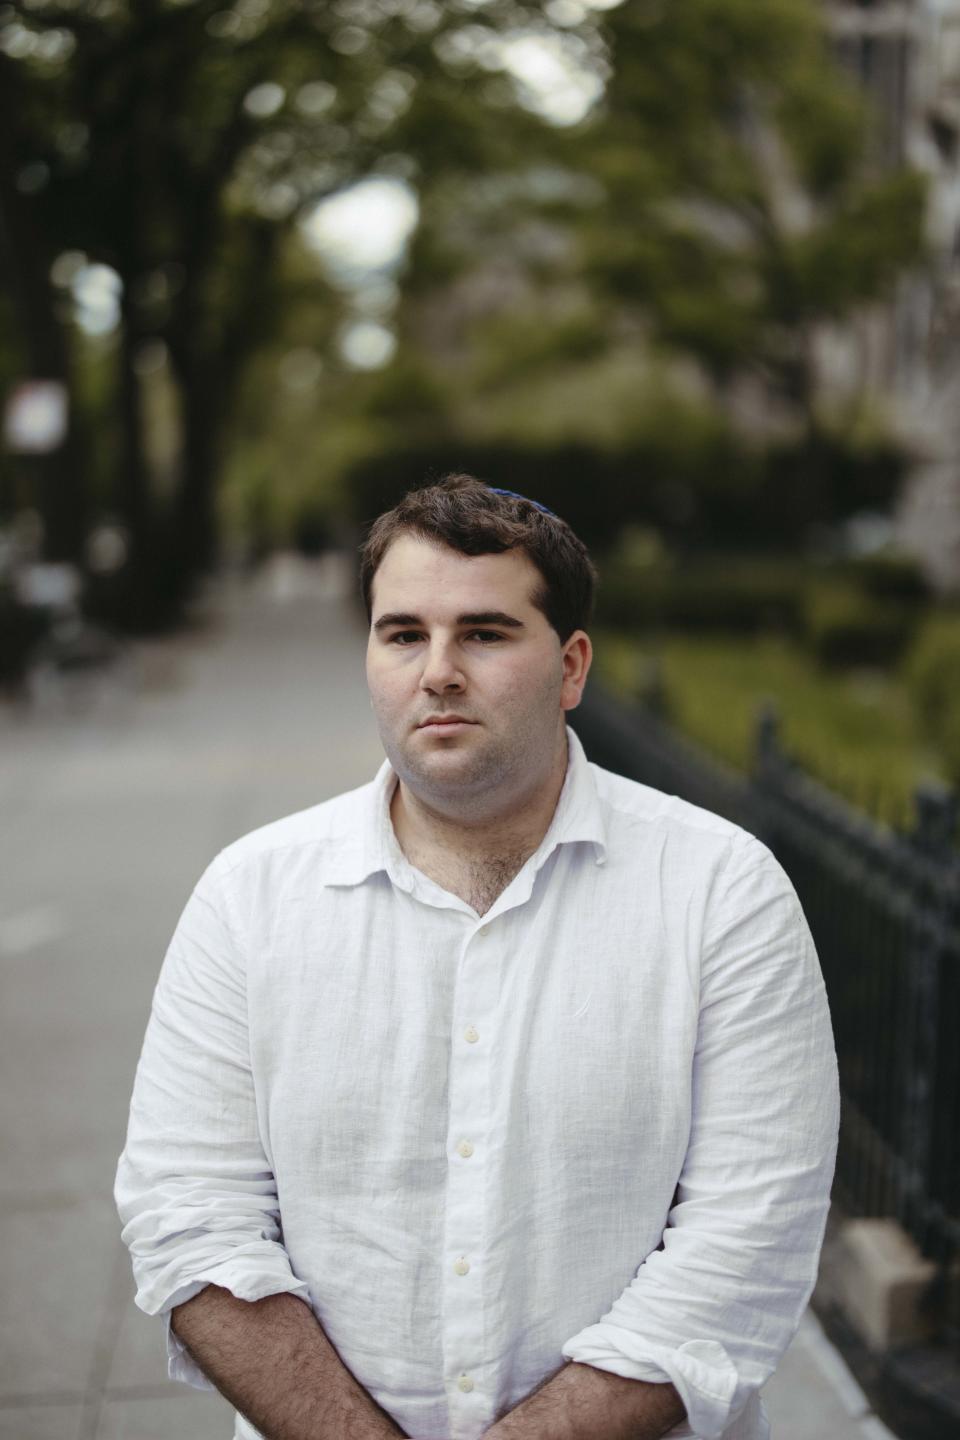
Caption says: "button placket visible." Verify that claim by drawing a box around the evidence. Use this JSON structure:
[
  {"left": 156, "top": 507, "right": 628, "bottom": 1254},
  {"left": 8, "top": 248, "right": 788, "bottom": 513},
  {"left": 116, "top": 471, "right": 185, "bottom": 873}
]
[{"left": 443, "top": 921, "right": 500, "bottom": 1417}]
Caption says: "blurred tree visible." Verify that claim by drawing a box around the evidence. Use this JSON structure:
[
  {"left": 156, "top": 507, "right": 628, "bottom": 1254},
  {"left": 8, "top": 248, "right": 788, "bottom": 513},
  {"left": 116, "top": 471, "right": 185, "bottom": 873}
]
[
  {"left": 581, "top": 0, "right": 926, "bottom": 433},
  {"left": 0, "top": 0, "right": 564, "bottom": 625},
  {"left": 0, "top": 0, "right": 929, "bottom": 626},
  {"left": 0, "top": 48, "right": 89, "bottom": 562},
  {"left": 380, "top": 0, "right": 927, "bottom": 546}
]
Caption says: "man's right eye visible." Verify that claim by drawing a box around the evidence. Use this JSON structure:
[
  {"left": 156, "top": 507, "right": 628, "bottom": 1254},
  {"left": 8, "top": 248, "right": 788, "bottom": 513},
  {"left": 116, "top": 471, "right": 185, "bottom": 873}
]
[{"left": 388, "top": 631, "right": 422, "bottom": 645}]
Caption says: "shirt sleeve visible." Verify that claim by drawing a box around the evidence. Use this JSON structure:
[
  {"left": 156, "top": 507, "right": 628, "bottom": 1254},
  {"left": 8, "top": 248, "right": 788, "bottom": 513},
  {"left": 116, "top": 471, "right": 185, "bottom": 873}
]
[
  {"left": 561, "top": 831, "right": 840, "bottom": 1439},
  {"left": 114, "top": 854, "right": 312, "bottom": 1389}
]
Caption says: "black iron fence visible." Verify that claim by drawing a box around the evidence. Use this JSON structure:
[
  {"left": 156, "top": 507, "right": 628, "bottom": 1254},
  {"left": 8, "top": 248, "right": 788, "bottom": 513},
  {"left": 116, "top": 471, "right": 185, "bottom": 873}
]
[{"left": 571, "top": 682, "right": 960, "bottom": 1343}]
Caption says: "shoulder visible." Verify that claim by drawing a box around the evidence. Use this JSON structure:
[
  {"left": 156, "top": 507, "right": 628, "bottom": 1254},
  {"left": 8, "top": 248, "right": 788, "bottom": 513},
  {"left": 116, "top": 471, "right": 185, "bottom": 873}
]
[
  {"left": 587, "top": 767, "right": 811, "bottom": 980},
  {"left": 590, "top": 761, "right": 751, "bottom": 848},
  {"left": 206, "top": 779, "right": 377, "bottom": 883},
  {"left": 588, "top": 760, "right": 787, "bottom": 889}
]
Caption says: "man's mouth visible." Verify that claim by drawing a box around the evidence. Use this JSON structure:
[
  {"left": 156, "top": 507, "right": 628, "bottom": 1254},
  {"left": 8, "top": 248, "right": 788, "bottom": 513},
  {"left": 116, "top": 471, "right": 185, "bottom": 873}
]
[{"left": 416, "top": 716, "right": 477, "bottom": 731}]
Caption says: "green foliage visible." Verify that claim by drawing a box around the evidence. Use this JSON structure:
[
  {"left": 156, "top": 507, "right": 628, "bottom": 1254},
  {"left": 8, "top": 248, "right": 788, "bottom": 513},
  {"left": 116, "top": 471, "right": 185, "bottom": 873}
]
[
  {"left": 471, "top": 309, "right": 609, "bottom": 391},
  {"left": 361, "top": 358, "right": 452, "bottom": 426},
  {"left": 342, "top": 385, "right": 756, "bottom": 553},
  {"left": 376, "top": 0, "right": 926, "bottom": 567},
  {"left": 594, "top": 545, "right": 932, "bottom": 660},
  {"left": 345, "top": 442, "right": 628, "bottom": 552},
  {"left": 776, "top": 62, "right": 866, "bottom": 198},
  {"left": 795, "top": 555, "right": 930, "bottom": 669},
  {"left": 744, "top": 431, "right": 909, "bottom": 544},
  {"left": 936, "top": 693, "right": 960, "bottom": 787},
  {"left": 456, "top": 345, "right": 736, "bottom": 453},
  {"left": 577, "top": 0, "right": 927, "bottom": 396},
  {"left": 594, "top": 627, "right": 941, "bottom": 831},
  {"left": 780, "top": 170, "right": 929, "bottom": 319},
  {"left": 830, "top": 552, "right": 931, "bottom": 605},
  {"left": 0, "top": 0, "right": 930, "bottom": 599},
  {"left": 802, "top": 579, "right": 916, "bottom": 669},
  {"left": 902, "top": 613, "right": 960, "bottom": 783},
  {"left": 595, "top": 555, "right": 807, "bottom": 634},
  {"left": 2, "top": 0, "right": 613, "bottom": 594}
]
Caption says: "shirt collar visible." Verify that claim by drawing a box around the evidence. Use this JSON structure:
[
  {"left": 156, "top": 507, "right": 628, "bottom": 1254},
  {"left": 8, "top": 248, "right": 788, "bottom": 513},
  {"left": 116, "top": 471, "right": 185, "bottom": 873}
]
[
  {"left": 328, "top": 724, "right": 607, "bottom": 890},
  {"left": 541, "top": 725, "right": 608, "bottom": 868}
]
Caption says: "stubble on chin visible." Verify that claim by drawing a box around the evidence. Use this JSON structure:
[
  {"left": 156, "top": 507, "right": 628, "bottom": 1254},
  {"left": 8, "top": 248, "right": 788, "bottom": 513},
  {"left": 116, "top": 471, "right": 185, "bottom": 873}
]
[{"left": 387, "top": 728, "right": 506, "bottom": 804}]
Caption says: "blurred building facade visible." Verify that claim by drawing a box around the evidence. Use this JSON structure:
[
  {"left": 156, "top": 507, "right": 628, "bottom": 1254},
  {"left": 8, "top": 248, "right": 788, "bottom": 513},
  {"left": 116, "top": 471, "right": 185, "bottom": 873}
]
[{"left": 830, "top": 0, "right": 960, "bottom": 591}]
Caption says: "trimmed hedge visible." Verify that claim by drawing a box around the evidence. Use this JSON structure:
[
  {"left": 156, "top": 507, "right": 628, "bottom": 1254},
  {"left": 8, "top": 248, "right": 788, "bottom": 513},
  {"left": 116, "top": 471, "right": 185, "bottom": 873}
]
[
  {"left": 834, "top": 553, "right": 930, "bottom": 604},
  {"left": 802, "top": 581, "right": 916, "bottom": 668},
  {"left": 596, "top": 551, "right": 931, "bottom": 669},
  {"left": 902, "top": 614, "right": 960, "bottom": 782},
  {"left": 595, "top": 558, "right": 807, "bottom": 634},
  {"left": 801, "top": 556, "right": 930, "bottom": 668}
]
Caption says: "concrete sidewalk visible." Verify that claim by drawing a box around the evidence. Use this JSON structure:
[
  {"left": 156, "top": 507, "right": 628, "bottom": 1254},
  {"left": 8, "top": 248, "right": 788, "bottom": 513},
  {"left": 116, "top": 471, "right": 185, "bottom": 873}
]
[{"left": 0, "top": 557, "right": 900, "bottom": 1440}]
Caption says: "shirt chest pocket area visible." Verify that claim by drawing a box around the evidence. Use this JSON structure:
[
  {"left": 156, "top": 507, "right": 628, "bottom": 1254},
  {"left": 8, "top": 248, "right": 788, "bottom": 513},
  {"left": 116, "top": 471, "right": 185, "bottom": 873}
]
[
  {"left": 257, "top": 982, "right": 449, "bottom": 1168},
  {"left": 517, "top": 982, "right": 696, "bottom": 1162}
]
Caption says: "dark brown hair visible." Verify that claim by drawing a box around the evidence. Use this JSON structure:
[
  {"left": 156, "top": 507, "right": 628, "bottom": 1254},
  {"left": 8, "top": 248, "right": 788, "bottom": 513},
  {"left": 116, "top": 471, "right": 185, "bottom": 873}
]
[{"left": 359, "top": 473, "right": 597, "bottom": 642}]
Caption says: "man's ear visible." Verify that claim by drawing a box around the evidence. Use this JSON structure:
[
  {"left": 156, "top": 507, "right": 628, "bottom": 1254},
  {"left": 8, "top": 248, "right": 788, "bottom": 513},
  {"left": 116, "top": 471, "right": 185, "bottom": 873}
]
[{"left": 560, "top": 631, "right": 592, "bottom": 712}]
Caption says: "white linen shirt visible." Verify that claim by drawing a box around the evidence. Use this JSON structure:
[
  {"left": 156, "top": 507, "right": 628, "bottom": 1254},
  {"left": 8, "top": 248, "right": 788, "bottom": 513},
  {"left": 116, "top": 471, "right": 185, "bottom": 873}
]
[{"left": 115, "top": 728, "right": 839, "bottom": 1440}]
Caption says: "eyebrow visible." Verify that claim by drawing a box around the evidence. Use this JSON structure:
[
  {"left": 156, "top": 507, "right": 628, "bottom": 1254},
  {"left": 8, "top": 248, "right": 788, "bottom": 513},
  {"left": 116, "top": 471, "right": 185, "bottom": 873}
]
[{"left": 373, "top": 610, "right": 526, "bottom": 633}]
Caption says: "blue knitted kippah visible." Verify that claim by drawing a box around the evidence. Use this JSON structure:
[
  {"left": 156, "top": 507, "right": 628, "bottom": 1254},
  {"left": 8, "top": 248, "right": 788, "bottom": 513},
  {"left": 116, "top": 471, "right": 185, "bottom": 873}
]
[{"left": 487, "top": 487, "right": 557, "bottom": 518}]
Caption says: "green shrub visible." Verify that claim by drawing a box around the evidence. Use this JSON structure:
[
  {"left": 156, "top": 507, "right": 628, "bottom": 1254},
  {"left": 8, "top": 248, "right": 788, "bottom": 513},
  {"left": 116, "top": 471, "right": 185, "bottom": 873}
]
[
  {"left": 840, "top": 553, "right": 930, "bottom": 604},
  {"left": 595, "top": 557, "right": 807, "bottom": 633},
  {"left": 902, "top": 615, "right": 960, "bottom": 780},
  {"left": 803, "top": 580, "right": 915, "bottom": 667},
  {"left": 938, "top": 693, "right": 960, "bottom": 786},
  {"left": 595, "top": 626, "right": 942, "bottom": 825}
]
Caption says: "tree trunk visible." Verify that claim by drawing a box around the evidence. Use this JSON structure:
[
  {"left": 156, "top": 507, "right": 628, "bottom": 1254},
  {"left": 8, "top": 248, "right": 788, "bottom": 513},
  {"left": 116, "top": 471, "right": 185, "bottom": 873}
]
[
  {"left": 166, "top": 348, "right": 221, "bottom": 579},
  {"left": 0, "top": 57, "right": 87, "bottom": 563},
  {"left": 166, "top": 218, "right": 284, "bottom": 579},
  {"left": 116, "top": 295, "right": 153, "bottom": 552}
]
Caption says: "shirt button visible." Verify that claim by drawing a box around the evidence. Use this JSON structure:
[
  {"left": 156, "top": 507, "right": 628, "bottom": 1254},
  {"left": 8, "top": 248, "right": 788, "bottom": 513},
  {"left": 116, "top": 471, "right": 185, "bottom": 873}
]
[
  {"left": 464, "top": 1025, "right": 479, "bottom": 1043},
  {"left": 454, "top": 1257, "right": 470, "bottom": 1275},
  {"left": 456, "top": 1139, "right": 474, "bottom": 1158},
  {"left": 457, "top": 1375, "right": 474, "bottom": 1393},
  {"left": 478, "top": 924, "right": 490, "bottom": 936}
]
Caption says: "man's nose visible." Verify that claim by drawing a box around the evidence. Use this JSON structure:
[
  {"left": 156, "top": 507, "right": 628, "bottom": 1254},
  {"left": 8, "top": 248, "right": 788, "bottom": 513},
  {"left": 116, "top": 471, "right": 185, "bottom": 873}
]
[{"left": 419, "top": 639, "right": 465, "bottom": 693}]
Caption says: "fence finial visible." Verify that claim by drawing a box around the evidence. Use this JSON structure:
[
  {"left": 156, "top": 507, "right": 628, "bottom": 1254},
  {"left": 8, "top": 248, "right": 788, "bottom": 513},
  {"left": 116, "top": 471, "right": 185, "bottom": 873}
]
[
  {"left": 632, "top": 655, "right": 668, "bottom": 718},
  {"left": 910, "top": 781, "right": 958, "bottom": 858},
  {"left": 754, "top": 699, "right": 780, "bottom": 769}
]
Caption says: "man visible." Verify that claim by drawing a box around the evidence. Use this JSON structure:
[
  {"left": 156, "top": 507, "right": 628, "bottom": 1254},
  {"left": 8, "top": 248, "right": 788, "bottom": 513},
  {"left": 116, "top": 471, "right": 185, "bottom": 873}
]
[{"left": 115, "top": 475, "right": 839, "bottom": 1440}]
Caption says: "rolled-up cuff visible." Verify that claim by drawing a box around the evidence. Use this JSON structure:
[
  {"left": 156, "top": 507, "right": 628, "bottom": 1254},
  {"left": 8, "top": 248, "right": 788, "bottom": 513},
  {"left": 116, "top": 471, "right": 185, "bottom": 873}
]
[{"left": 561, "top": 1326, "right": 741, "bottom": 1439}]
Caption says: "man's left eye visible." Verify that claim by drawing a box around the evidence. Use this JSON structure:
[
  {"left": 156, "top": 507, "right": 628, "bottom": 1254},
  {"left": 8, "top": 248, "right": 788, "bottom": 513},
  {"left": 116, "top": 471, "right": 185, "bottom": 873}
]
[{"left": 469, "top": 631, "right": 503, "bottom": 644}]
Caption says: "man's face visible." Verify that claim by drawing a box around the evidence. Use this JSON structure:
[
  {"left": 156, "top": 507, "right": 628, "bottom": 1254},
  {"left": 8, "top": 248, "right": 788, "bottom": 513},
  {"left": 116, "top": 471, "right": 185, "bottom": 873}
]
[{"left": 365, "top": 534, "right": 590, "bottom": 813}]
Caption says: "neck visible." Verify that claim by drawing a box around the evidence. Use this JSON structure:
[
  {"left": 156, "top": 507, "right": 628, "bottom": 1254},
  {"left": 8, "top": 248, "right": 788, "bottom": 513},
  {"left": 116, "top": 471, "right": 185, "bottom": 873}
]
[{"left": 391, "top": 730, "right": 570, "bottom": 868}]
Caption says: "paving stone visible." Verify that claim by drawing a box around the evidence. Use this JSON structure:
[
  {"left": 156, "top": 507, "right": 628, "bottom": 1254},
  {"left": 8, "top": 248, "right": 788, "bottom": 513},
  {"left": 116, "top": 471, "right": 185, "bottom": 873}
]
[
  {"left": 0, "top": 1198, "right": 118, "bottom": 1401},
  {"left": 763, "top": 1324, "right": 866, "bottom": 1440},
  {"left": 0, "top": 569, "right": 901, "bottom": 1440},
  {"left": 0, "top": 1401, "right": 82, "bottom": 1440},
  {"left": 104, "top": 1290, "right": 169, "bottom": 1393},
  {"left": 94, "top": 1390, "right": 231, "bottom": 1440}
]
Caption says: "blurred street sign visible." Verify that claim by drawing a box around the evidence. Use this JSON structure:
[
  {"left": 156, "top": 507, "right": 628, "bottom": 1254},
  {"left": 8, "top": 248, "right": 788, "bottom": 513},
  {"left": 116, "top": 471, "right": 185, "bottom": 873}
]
[{"left": 3, "top": 380, "right": 68, "bottom": 453}]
